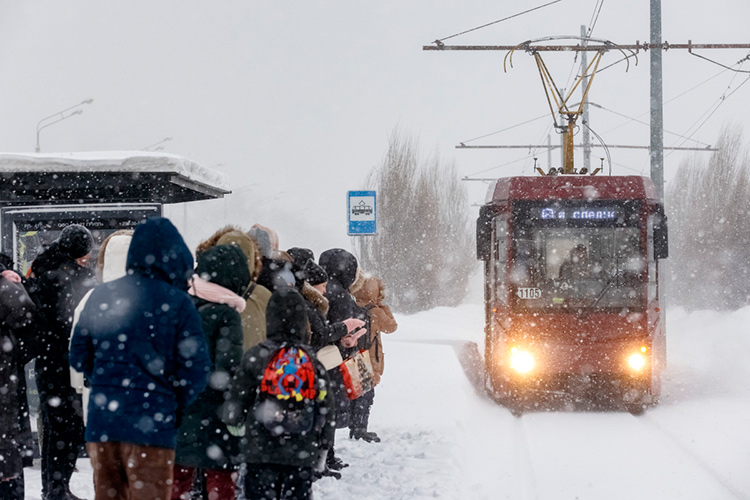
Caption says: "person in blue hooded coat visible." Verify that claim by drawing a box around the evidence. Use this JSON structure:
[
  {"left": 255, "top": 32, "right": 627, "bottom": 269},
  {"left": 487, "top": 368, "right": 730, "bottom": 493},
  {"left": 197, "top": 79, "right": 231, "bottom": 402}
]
[{"left": 69, "top": 217, "right": 210, "bottom": 500}]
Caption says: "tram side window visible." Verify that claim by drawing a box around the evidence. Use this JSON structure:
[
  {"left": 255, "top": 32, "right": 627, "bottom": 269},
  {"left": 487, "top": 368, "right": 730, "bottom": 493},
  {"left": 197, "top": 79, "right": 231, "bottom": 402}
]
[
  {"left": 647, "top": 215, "right": 657, "bottom": 301},
  {"left": 493, "top": 217, "right": 508, "bottom": 304}
]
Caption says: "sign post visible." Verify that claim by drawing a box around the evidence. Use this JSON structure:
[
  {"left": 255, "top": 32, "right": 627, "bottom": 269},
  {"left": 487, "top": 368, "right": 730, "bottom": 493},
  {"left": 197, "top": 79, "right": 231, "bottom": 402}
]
[{"left": 348, "top": 190, "right": 376, "bottom": 235}]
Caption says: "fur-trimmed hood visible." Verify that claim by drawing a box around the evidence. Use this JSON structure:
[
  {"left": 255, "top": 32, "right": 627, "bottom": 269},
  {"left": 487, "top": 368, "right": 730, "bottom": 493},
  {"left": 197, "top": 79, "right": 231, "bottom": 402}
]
[
  {"left": 196, "top": 225, "right": 262, "bottom": 281},
  {"left": 301, "top": 281, "right": 328, "bottom": 316}
]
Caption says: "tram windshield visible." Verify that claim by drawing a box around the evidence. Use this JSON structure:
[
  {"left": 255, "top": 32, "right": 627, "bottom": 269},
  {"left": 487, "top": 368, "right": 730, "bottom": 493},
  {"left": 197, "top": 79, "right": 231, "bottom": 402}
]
[{"left": 510, "top": 204, "right": 645, "bottom": 311}]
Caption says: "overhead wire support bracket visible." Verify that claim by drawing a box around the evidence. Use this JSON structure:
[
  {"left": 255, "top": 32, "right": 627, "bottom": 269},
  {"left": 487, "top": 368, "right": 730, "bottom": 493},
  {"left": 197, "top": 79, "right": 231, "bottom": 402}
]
[
  {"left": 424, "top": 41, "right": 750, "bottom": 52},
  {"left": 455, "top": 144, "right": 717, "bottom": 152}
]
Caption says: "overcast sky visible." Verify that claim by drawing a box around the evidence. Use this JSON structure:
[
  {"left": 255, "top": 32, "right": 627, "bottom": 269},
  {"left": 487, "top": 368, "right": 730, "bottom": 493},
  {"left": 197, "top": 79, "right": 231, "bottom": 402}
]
[{"left": 2, "top": 1, "right": 749, "bottom": 253}]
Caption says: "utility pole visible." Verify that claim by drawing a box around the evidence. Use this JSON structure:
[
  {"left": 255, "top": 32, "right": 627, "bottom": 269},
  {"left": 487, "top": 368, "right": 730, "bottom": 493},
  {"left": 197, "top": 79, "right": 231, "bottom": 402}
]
[
  {"left": 559, "top": 88, "right": 566, "bottom": 168},
  {"left": 581, "top": 25, "right": 592, "bottom": 172},
  {"left": 547, "top": 134, "right": 552, "bottom": 169},
  {"left": 650, "top": 0, "right": 664, "bottom": 200}
]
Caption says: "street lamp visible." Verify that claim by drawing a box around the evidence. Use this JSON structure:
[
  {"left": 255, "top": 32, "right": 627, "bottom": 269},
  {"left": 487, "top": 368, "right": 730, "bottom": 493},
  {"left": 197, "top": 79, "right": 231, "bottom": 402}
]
[
  {"left": 141, "top": 137, "right": 173, "bottom": 151},
  {"left": 35, "top": 98, "right": 93, "bottom": 152}
]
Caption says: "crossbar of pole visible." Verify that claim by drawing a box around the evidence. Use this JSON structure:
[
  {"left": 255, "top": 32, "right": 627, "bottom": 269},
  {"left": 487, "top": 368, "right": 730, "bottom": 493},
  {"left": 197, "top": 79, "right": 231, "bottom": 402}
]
[
  {"left": 424, "top": 42, "right": 750, "bottom": 51},
  {"left": 456, "top": 144, "right": 717, "bottom": 151}
]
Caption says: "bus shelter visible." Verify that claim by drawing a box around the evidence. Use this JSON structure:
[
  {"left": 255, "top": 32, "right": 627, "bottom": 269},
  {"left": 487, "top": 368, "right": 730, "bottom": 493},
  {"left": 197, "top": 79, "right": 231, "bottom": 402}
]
[
  {"left": 0, "top": 151, "right": 230, "bottom": 435},
  {"left": 0, "top": 151, "right": 230, "bottom": 274}
]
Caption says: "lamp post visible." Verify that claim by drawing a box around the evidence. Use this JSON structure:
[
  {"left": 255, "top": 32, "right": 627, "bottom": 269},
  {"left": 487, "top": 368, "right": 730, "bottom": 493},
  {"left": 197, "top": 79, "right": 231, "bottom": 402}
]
[
  {"left": 142, "top": 137, "right": 173, "bottom": 151},
  {"left": 35, "top": 98, "right": 93, "bottom": 153}
]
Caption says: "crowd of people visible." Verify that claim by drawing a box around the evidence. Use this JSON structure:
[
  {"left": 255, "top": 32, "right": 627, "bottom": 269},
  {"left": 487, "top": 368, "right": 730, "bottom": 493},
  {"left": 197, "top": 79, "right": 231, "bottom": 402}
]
[{"left": 0, "top": 217, "right": 397, "bottom": 500}]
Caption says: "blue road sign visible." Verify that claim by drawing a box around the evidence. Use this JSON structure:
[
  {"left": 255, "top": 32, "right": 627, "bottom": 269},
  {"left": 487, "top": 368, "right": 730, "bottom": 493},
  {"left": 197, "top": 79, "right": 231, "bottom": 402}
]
[{"left": 348, "top": 190, "right": 376, "bottom": 235}]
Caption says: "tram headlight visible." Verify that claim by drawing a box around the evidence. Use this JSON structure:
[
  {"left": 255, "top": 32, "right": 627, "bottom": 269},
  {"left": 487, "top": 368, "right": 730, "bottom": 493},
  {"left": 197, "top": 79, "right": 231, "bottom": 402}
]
[
  {"left": 627, "top": 352, "right": 647, "bottom": 372},
  {"left": 510, "top": 347, "right": 535, "bottom": 374}
]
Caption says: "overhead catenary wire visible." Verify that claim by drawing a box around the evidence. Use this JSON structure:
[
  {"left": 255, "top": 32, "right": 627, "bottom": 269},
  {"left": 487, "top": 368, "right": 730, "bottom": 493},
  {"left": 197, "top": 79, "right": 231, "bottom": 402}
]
[
  {"left": 667, "top": 53, "right": 750, "bottom": 155},
  {"left": 603, "top": 66, "right": 732, "bottom": 139},
  {"left": 591, "top": 102, "right": 712, "bottom": 147},
  {"left": 689, "top": 50, "right": 750, "bottom": 74},
  {"left": 464, "top": 155, "right": 534, "bottom": 178},
  {"left": 667, "top": 73, "right": 750, "bottom": 155},
  {"left": 583, "top": 122, "right": 612, "bottom": 175},
  {"left": 461, "top": 113, "right": 549, "bottom": 144},
  {"left": 434, "top": 0, "right": 563, "bottom": 44},
  {"left": 585, "top": 0, "right": 605, "bottom": 39}
]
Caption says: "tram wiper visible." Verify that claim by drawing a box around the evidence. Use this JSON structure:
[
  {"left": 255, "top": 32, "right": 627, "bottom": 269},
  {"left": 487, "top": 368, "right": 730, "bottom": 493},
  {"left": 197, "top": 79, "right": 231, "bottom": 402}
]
[{"left": 589, "top": 270, "right": 622, "bottom": 308}]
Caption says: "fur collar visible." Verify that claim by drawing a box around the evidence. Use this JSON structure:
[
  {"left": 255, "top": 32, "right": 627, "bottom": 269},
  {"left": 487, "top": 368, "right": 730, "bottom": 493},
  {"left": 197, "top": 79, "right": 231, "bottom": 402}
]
[{"left": 301, "top": 281, "right": 329, "bottom": 316}]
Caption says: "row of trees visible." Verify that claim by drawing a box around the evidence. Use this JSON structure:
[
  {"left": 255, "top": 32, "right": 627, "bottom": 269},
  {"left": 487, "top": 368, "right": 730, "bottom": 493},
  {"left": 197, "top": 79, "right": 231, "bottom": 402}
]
[
  {"left": 355, "top": 130, "right": 475, "bottom": 313},
  {"left": 667, "top": 125, "right": 750, "bottom": 310}
]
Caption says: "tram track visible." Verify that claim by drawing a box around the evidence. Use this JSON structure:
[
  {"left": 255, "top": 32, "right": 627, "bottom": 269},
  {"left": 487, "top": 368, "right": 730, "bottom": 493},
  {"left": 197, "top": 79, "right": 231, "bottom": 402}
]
[
  {"left": 634, "top": 413, "right": 748, "bottom": 500},
  {"left": 512, "top": 416, "right": 540, "bottom": 500}
]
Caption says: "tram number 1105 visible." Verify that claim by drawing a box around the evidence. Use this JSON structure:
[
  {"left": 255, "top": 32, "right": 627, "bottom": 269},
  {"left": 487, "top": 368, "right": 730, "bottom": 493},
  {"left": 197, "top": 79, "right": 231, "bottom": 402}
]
[{"left": 516, "top": 288, "right": 542, "bottom": 300}]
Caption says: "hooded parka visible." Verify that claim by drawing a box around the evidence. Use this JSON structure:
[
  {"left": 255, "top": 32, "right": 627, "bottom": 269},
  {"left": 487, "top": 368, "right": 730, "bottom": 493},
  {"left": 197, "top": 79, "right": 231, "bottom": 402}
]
[
  {"left": 352, "top": 276, "right": 398, "bottom": 386},
  {"left": 319, "top": 249, "right": 370, "bottom": 357},
  {"left": 196, "top": 226, "right": 273, "bottom": 351},
  {"left": 69, "top": 217, "right": 211, "bottom": 450},
  {"left": 175, "top": 244, "right": 250, "bottom": 470},
  {"left": 223, "top": 288, "right": 335, "bottom": 470}
]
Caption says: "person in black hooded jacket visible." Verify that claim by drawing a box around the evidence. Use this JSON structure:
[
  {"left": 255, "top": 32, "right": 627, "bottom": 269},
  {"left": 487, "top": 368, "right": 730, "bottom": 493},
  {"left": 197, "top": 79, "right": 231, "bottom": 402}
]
[
  {"left": 0, "top": 263, "right": 36, "bottom": 500},
  {"left": 223, "top": 287, "right": 335, "bottom": 500},
  {"left": 28, "top": 224, "right": 96, "bottom": 500},
  {"left": 319, "top": 249, "right": 379, "bottom": 442},
  {"left": 288, "top": 250, "right": 365, "bottom": 475}
]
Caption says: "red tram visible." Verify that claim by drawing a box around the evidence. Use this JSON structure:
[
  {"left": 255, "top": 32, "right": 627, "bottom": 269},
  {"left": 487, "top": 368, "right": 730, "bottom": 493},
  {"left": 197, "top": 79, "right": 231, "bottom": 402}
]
[{"left": 477, "top": 174, "right": 669, "bottom": 414}]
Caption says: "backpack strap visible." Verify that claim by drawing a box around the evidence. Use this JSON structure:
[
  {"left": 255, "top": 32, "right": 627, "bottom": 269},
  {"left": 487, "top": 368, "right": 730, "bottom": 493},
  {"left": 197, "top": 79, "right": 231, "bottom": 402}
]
[{"left": 242, "top": 281, "right": 257, "bottom": 300}]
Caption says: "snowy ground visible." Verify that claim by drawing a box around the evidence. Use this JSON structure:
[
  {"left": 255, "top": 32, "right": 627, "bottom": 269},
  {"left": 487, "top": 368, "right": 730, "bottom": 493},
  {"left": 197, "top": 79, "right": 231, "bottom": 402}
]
[{"left": 26, "top": 304, "right": 750, "bottom": 499}]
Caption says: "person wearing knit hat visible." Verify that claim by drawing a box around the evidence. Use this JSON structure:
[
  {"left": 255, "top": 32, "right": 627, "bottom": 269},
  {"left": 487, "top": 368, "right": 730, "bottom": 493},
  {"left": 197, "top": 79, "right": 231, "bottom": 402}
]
[
  {"left": 58, "top": 224, "right": 94, "bottom": 266},
  {"left": 287, "top": 247, "right": 315, "bottom": 269},
  {"left": 28, "top": 225, "right": 97, "bottom": 500},
  {"left": 298, "top": 253, "right": 364, "bottom": 476},
  {"left": 304, "top": 259, "right": 328, "bottom": 287}
]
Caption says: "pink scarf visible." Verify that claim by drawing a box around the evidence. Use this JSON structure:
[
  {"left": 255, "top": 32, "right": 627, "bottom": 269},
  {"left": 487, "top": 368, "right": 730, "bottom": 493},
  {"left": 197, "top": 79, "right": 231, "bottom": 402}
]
[
  {"left": 188, "top": 274, "right": 246, "bottom": 313},
  {"left": 1, "top": 270, "right": 21, "bottom": 283}
]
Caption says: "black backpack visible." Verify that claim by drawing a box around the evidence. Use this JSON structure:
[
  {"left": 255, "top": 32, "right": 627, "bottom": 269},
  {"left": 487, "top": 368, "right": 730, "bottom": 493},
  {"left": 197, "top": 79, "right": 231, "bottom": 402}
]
[{"left": 253, "top": 345, "right": 324, "bottom": 436}]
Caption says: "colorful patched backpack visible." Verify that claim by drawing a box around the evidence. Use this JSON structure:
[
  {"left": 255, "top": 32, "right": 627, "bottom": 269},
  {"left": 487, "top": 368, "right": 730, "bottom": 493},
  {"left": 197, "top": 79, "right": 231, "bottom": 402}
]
[{"left": 254, "top": 345, "right": 327, "bottom": 435}]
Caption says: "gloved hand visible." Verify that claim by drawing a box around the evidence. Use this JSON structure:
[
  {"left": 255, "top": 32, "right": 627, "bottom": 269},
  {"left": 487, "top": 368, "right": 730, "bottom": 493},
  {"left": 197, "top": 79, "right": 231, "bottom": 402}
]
[
  {"left": 227, "top": 424, "right": 246, "bottom": 437},
  {"left": 343, "top": 318, "right": 365, "bottom": 333}
]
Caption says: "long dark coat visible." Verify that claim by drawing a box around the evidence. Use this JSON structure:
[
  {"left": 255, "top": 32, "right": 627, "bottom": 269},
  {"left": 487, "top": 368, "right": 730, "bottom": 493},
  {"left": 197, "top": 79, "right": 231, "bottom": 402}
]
[
  {"left": 0, "top": 270, "right": 35, "bottom": 480},
  {"left": 27, "top": 242, "right": 95, "bottom": 394},
  {"left": 175, "top": 245, "right": 250, "bottom": 470}
]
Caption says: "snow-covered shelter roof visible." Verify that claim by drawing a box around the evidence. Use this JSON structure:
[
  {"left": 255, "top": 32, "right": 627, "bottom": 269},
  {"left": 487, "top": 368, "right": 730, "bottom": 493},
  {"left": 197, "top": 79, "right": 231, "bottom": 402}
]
[{"left": 0, "top": 151, "right": 230, "bottom": 205}]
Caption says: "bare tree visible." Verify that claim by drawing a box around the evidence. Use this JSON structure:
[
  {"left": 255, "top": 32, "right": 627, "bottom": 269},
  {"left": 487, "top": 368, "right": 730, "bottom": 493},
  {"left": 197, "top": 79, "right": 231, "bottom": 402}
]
[
  {"left": 667, "top": 124, "right": 750, "bottom": 309},
  {"left": 356, "top": 129, "right": 475, "bottom": 313}
]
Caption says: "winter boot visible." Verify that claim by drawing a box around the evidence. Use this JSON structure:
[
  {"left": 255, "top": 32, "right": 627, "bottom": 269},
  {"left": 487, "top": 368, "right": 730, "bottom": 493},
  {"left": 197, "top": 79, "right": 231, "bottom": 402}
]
[
  {"left": 326, "top": 447, "right": 348, "bottom": 471},
  {"left": 349, "top": 428, "right": 381, "bottom": 443},
  {"left": 314, "top": 468, "right": 342, "bottom": 481}
]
